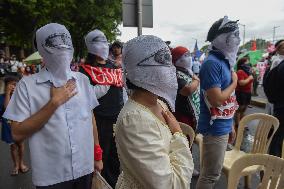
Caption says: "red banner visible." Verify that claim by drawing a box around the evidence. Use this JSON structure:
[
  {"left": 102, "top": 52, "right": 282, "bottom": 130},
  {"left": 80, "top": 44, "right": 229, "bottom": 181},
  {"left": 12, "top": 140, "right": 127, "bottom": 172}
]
[{"left": 81, "top": 65, "right": 123, "bottom": 87}]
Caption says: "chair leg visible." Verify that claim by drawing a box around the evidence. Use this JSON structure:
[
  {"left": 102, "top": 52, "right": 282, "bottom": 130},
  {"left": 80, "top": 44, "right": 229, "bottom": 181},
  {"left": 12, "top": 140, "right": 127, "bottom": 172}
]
[
  {"left": 195, "top": 135, "right": 203, "bottom": 170},
  {"left": 244, "top": 175, "right": 252, "bottom": 189}
]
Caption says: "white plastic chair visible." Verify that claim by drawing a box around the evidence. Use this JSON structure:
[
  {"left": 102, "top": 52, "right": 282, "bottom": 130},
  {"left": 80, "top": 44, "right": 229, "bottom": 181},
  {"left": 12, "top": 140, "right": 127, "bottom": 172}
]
[
  {"left": 223, "top": 113, "right": 279, "bottom": 188},
  {"left": 227, "top": 154, "right": 284, "bottom": 189}
]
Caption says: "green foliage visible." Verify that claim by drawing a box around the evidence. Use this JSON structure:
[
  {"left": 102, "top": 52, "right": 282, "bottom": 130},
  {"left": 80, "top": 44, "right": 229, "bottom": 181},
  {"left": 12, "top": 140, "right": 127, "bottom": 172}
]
[
  {"left": 240, "top": 39, "right": 268, "bottom": 51},
  {"left": 200, "top": 44, "right": 209, "bottom": 52},
  {"left": 0, "top": 0, "right": 122, "bottom": 57}
]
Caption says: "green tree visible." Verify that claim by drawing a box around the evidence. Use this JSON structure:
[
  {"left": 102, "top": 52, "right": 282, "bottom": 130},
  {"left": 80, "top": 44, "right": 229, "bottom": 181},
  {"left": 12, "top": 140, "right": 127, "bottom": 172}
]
[
  {"left": 0, "top": 0, "right": 122, "bottom": 58},
  {"left": 240, "top": 39, "right": 268, "bottom": 51},
  {"left": 63, "top": 0, "right": 122, "bottom": 58},
  {"left": 0, "top": 0, "right": 61, "bottom": 52},
  {"left": 200, "top": 44, "right": 209, "bottom": 52}
]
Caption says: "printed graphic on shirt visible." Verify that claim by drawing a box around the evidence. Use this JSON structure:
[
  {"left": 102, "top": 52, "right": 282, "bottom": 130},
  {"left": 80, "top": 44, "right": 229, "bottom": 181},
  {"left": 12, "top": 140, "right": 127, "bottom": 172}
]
[
  {"left": 203, "top": 90, "right": 238, "bottom": 125},
  {"left": 177, "top": 70, "right": 200, "bottom": 122}
]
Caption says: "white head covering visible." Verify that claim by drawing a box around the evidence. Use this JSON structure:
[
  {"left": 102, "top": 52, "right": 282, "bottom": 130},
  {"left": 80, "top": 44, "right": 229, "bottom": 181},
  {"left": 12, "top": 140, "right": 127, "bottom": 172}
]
[
  {"left": 36, "top": 23, "right": 74, "bottom": 87},
  {"left": 85, "top": 30, "right": 109, "bottom": 60},
  {"left": 175, "top": 52, "right": 193, "bottom": 76},
  {"left": 211, "top": 30, "right": 240, "bottom": 68},
  {"left": 208, "top": 16, "right": 240, "bottom": 69},
  {"left": 123, "top": 35, "right": 178, "bottom": 111}
]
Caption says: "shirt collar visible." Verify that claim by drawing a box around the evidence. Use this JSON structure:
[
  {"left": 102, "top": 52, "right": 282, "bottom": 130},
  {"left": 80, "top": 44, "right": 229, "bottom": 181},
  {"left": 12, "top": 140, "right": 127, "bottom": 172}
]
[
  {"left": 210, "top": 46, "right": 226, "bottom": 60},
  {"left": 209, "top": 46, "right": 230, "bottom": 68},
  {"left": 36, "top": 67, "right": 76, "bottom": 84}
]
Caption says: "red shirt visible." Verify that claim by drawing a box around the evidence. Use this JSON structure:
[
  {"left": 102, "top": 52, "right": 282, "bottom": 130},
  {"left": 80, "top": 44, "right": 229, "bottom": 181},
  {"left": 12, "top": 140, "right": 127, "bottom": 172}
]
[{"left": 236, "top": 70, "right": 253, "bottom": 93}]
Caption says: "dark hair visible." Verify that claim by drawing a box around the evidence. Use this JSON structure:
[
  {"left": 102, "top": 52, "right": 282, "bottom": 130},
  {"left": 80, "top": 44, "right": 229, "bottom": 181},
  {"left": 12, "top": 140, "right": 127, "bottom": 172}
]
[
  {"left": 111, "top": 41, "right": 122, "bottom": 49},
  {"left": 33, "top": 36, "right": 38, "bottom": 50},
  {"left": 126, "top": 78, "right": 145, "bottom": 91},
  {"left": 237, "top": 57, "right": 248, "bottom": 70},
  {"left": 85, "top": 53, "right": 97, "bottom": 66},
  {"left": 4, "top": 75, "right": 20, "bottom": 85},
  {"left": 275, "top": 39, "right": 284, "bottom": 49}
]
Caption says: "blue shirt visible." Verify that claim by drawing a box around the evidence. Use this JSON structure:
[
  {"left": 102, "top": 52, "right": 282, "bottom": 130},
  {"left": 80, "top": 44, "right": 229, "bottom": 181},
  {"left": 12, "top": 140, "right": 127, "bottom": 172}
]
[
  {"left": 0, "top": 94, "right": 14, "bottom": 144},
  {"left": 197, "top": 50, "right": 233, "bottom": 136},
  {"left": 3, "top": 68, "right": 99, "bottom": 186}
]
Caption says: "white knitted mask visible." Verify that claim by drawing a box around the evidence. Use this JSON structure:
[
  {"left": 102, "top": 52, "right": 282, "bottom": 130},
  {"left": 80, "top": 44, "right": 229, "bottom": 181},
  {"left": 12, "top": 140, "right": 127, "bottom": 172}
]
[
  {"left": 212, "top": 30, "right": 240, "bottom": 69},
  {"left": 123, "top": 35, "right": 178, "bottom": 111},
  {"left": 36, "top": 23, "right": 74, "bottom": 87},
  {"left": 85, "top": 30, "right": 109, "bottom": 60},
  {"left": 175, "top": 52, "right": 193, "bottom": 76}
]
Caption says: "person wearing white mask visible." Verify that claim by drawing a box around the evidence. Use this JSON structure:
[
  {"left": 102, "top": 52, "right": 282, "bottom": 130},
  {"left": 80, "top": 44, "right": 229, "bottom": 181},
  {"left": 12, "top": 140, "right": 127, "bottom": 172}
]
[
  {"left": 196, "top": 16, "right": 239, "bottom": 189},
  {"left": 171, "top": 46, "right": 200, "bottom": 177},
  {"left": 171, "top": 46, "right": 200, "bottom": 135},
  {"left": 3, "top": 23, "right": 103, "bottom": 188},
  {"left": 79, "top": 29, "right": 124, "bottom": 188},
  {"left": 115, "top": 35, "right": 193, "bottom": 189}
]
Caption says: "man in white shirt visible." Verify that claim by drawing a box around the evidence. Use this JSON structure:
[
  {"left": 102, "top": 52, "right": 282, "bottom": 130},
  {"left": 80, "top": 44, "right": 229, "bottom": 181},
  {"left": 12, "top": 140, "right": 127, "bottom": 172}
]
[
  {"left": 192, "top": 57, "right": 201, "bottom": 76},
  {"left": 3, "top": 23, "right": 102, "bottom": 189}
]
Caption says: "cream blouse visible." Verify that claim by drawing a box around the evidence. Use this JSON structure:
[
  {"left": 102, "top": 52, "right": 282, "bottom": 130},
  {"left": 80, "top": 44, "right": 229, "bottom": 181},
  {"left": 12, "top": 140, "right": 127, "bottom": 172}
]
[{"left": 115, "top": 99, "right": 194, "bottom": 189}]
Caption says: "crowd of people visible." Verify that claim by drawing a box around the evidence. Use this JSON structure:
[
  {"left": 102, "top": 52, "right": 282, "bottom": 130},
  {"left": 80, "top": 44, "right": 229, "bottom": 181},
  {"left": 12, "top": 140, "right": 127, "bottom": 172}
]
[
  {"left": 0, "top": 54, "right": 40, "bottom": 78},
  {"left": 0, "top": 15, "right": 283, "bottom": 189}
]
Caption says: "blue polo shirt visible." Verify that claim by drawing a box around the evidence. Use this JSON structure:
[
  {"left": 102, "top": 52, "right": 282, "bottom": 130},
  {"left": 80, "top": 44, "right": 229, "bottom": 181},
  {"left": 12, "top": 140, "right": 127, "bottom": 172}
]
[{"left": 197, "top": 50, "right": 233, "bottom": 136}]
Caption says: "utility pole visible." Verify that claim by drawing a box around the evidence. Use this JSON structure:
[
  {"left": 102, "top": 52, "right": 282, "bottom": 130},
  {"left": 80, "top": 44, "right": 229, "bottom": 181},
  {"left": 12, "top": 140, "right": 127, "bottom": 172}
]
[
  {"left": 273, "top": 26, "right": 280, "bottom": 43},
  {"left": 137, "top": 0, "right": 142, "bottom": 36},
  {"left": 239, "top": 23, "right": 246, "bottom": 47}
]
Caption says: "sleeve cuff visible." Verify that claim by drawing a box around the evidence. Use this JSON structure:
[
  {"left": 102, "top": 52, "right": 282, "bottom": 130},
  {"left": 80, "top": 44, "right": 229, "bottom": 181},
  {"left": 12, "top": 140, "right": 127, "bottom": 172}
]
[
  {"left": 2, "top": 113, "right": 27, "bottom": 123},
  {"left": 204, "top": 83, "right": 221, "bottom": 91}
]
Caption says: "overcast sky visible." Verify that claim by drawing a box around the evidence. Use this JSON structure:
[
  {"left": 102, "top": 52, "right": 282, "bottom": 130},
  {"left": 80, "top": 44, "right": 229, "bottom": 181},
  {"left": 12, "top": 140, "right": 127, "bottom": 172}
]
[{"left": 118, "top": 0, "right": 284, "bottom": 51}]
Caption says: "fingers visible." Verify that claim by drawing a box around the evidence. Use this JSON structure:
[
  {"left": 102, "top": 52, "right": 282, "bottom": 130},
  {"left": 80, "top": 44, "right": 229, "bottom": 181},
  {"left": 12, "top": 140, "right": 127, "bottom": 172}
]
[
  {"left": 66, "top": 82, "right": 76, "bottom": 92},
  {"left": 66, "top": 79, "right": 76, "bottom": 87},
  {"left": 165, "top": 110, "right": 175, "bottom": 120},
  {"left": 68, "top": 90, "right": 78, "bottom": 99},
  {"left": 162, "top": 110, "right": 177, "bottom": 123},
  {"left": 162, "top": 110, "right": 172, "bottom": 122},
  {"left": 161, "top": 110, "right": 169, "bottom": 122},
  {"left": 66, "top": 84, "right": 77, "bottom": 99}
]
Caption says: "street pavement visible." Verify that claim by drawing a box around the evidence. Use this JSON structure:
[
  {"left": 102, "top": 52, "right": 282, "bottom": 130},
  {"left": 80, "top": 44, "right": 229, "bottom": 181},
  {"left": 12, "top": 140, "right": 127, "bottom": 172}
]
[{"left": 0, "top": 96, "right": 268, "bottom": 189}]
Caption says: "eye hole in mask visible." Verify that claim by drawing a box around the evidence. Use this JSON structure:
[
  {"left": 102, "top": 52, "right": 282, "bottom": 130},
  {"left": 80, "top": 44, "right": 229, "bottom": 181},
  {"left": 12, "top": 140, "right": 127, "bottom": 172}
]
[
  {"left": 181, "top": 51, "right": 191, "bottom": 58},
  {"left": 226, "top": 30, "right": 241, "bottom": 45},
  {"left": 91, "top": 35, "right": 107, "bottom": 43},
  {"left": 137, "top": 47, "right": 172, "bottom": 67},
  {"left": 42, "top": 33, "right": 73, "bottom": 54}
]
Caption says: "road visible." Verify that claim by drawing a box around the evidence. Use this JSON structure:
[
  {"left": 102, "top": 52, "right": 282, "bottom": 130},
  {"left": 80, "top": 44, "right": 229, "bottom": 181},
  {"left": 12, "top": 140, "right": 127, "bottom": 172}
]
[{"left": 0, "top": 105, "right": 267, "bottom": 189}]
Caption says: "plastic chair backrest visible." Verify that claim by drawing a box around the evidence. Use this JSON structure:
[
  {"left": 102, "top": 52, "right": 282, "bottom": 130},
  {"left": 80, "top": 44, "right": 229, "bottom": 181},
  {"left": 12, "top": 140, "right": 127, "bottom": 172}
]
[
  {"left": 228, "top": 154, "right": 284, "bottom": 189},
  {"left": 179, "top": 122, "right": 195, "bottom": 148},
  {"left": 234, "top": 113, "right": 279, "bottom": 153},
  {"left": 282, "top": 140, "right": 284, "bottom": 159}
]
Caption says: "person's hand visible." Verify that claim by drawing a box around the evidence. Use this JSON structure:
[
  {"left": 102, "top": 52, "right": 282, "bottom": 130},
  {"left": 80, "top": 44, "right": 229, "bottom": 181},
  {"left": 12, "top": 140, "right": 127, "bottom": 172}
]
[
  {"left": 249, "top": 75, "right": 254, "bottom": 81},
  {"left": 232, "top": 71, "right": 238, "bottom": 86},
  {"left": 94, "top": 160, "right": 103, "bottom": 173},
  {"left": 192, "top": 74, "right": 200, "bottom": 82},
  {"left": 228, "top": 126, "right": 236, "bottom": 144},
  {"left": 50, "top": 79, "right": 77, "bottom": 107},
  {"left": 162, "top": 110, "right": 182, "bottom": 134},
  {"left": 5, "top": 83, "right": 16, "bottom": 96}
]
